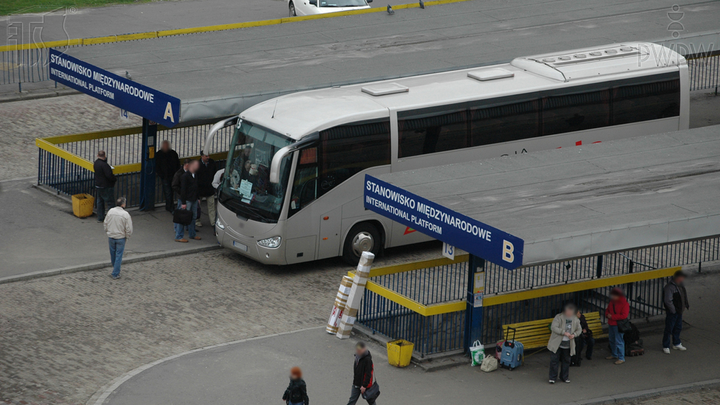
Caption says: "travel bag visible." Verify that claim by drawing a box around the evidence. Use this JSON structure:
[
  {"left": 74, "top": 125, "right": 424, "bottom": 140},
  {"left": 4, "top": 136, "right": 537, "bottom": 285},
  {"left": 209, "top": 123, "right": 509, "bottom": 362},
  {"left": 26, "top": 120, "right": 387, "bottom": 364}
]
[
  {"left": 498, "top": 326, "right": 524, "bottom": 370},
  {"left": 173, "top": 208, "right": 193, "bottom": 226}
]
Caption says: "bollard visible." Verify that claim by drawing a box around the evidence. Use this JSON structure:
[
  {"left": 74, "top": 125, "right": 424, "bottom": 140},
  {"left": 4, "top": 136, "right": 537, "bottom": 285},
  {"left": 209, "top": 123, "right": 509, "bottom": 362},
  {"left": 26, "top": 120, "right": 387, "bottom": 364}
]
[{"left": 336, "top": 251, "right": 375, "bottom": 339}]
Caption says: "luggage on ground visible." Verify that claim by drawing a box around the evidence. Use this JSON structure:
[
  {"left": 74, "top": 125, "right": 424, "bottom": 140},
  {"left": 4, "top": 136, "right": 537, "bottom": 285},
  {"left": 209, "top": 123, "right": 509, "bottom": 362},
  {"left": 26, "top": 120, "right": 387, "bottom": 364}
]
[
  {"left": 480, "top": 355, "right": 498, "bottom": 372},
  {"left": 498, "top": 326, "right": 524, "bottom": 370},
  {"left": 623, "top": 321, "right": 645, "bottom": 356},
  {"left": 470, "top": 340, "right": 485, "bottom": 366}
]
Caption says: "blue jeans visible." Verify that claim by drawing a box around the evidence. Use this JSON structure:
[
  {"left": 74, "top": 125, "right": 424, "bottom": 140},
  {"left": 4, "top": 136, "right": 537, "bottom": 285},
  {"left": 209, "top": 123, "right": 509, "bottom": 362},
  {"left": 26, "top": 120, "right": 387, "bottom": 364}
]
[
  {"left": 109, "top": 238, "right": 126, "bottom": 278},
  {"left": 608, "top": 325, "right": 625, "bottom": 361},
  {"left": 663, "top": 312, "right": 683, "bottom": 349},
  {"left": 174, "top": 199, "right": 197, "bottom": 240},
  {"left": 96, "top": 187, "right": 115, "bottom": 221}
]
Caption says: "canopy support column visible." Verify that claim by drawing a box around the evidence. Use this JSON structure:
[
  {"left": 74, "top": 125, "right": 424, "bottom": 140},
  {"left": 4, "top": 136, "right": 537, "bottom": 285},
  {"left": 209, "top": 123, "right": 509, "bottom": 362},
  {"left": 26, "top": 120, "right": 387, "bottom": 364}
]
[
  {"left": 139, "top": 118, "right": 157, "bottom": 211},
  {"left": 465, "top": 255, "right": 486, "bottom": 351}
]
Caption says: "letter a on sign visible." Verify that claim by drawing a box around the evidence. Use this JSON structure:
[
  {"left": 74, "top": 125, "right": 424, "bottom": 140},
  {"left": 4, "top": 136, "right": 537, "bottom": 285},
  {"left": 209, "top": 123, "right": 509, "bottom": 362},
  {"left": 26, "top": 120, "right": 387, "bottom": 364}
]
[
  {"left": 502, "top": 240, "right": 514, "bottom": 263},
  {"left": 163, "top": 102, "right": 175, "bottom": 123}
]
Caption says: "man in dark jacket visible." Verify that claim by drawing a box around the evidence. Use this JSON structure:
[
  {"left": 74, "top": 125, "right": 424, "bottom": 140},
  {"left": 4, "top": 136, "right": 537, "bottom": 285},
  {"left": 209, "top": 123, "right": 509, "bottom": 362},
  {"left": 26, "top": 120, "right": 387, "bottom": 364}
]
[
  {"left": 94, "top": 150, "right": 116, "bottom": 222},
  {"left": 347, "top": 342, "right": 377, "bottom": 405},
  {"left": 196, "top": 151, "right": 217, "bottom": 227},
  {"left": 174, "top": 160, "right": 201, "bottom": 243},
  {"left": 663, "top": 270, "right": 690, "bottom": 354},
  {"left": 156, "top": 141, "right": 180, "bottom": 212},
  {"left": 172, "top": 159, "right": 190, "bottom": 198}
]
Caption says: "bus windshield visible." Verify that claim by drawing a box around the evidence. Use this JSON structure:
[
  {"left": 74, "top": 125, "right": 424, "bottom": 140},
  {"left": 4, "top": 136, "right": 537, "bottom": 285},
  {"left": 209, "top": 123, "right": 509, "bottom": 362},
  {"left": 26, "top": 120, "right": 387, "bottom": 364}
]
[{"left": 219, "top": 121, "right": 293, "bottom": 222}]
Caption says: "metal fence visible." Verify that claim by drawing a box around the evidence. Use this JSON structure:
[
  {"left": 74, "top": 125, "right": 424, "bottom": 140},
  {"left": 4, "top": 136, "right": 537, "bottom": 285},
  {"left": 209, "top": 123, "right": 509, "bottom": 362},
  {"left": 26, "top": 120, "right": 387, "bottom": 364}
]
[
  {"left": 688, "top": 54, "right": 720, "bottom": 92},
  {"left": 356, "top": 236, "right": 720, "bottom": 357},
  {"left": 37, "top": 123, "right": 234, "bottom": 208},
  {"left": 358, "top": 260, "right": 468, "bottom": 356},
  {"left": 0, "top": 47, "right": 52, "bottom": 86}
]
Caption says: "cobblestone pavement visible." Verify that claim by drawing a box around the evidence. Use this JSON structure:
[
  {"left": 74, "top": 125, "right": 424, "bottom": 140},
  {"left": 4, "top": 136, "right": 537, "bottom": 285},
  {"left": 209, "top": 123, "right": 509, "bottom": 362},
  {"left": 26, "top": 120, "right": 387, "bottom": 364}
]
[
  {"left": 627, "top": 387, "right": 720, "bottom": 404},
  {"left": 0, "top": 93, "right": 140, "bottom": 181},
  {"left": 0, "top": 245, "right": 438, "bottom": 405}
]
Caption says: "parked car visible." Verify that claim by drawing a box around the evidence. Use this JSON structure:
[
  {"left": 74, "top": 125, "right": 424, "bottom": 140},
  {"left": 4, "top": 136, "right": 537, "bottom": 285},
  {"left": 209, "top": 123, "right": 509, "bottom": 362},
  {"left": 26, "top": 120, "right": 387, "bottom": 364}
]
[{"left": 288, "top": 0, "right": 371, "bottom": 16}]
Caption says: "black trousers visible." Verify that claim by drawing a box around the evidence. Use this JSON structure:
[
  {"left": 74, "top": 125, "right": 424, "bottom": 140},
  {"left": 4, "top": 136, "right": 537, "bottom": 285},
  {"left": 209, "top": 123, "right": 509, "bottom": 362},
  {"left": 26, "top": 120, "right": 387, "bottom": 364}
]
[
  {"left": 572, "top": 335, "right": 595, "bottom": 364},
  {"left": 549, "top": 348, "right": 571, "bottom": 382}
]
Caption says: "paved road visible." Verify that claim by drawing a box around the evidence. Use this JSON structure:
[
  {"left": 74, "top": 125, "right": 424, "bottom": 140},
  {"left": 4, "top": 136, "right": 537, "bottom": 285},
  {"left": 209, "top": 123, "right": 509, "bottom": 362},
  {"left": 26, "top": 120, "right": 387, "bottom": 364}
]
[
  {"left": 1, "top": 0, "right": 289, "bottom": 45},
  {"left": 0, "top": 243, "right": 439, "bottom": 405},
  {"left": 94, "top": 272, "right": 720, "bottom": 405},
  {"left": 0, "top": 178, "right": 220, "bottom": 280}
]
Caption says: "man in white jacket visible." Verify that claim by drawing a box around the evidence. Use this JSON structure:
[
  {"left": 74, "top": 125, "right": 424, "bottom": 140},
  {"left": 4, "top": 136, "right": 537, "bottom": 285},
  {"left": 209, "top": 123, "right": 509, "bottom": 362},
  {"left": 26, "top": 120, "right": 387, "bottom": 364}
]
[{"left": 104, "top": 196, "right": 133, "bottom": 279}]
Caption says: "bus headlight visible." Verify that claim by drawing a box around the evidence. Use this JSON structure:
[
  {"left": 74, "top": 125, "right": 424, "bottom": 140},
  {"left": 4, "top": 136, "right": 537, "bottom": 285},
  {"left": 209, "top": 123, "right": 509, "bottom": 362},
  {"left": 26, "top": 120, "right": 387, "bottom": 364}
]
[
  {"left": 257, "top": 236, "right": 282, "bottom": 249},
  {"left": 215, "top": 219, "right": 225, "bottom": 230}
]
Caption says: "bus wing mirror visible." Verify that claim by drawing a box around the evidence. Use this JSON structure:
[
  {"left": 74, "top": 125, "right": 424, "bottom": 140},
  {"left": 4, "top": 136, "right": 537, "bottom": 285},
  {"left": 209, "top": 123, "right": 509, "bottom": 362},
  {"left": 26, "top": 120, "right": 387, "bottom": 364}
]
[
  {"left": 203, "top": 116, "right": 239, "bottom": 156},
  {"left": 269, "top": 133, "right": 319, "bottom": 184}
]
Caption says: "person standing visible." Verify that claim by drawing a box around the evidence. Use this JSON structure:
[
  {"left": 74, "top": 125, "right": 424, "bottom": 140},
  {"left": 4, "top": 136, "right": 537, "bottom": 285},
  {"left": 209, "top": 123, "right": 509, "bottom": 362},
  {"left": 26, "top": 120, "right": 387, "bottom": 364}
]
[
  {"left": 156, "top": 141, "right": 180, "bottom": 213},
  {"left": 605, "top": 288, "right": 629, "bottom": 365},
  {"left": 104, "top": 197, "right": 133, "bottom": 280},
  {"left": 347, "top": 342, "right": 377, "bottom": 405},
  {"left": 175, "top": 160, "right": 201, "bottom": 243},
  {"left": 94, "top": 150, "right": 116, "bottom": 222},
  {"left": 547, "top": 303, "right": 582, "bottom": 384},
  {"left": 571, "top": 309, "right": 594, "bottom": 366},
  {"left": 663, "top": 270, "right": 690, "bottom": 354},
  {"left": 282, "top": 367, "right": 309, "bottom": 405},
  {"left": 196, "top": 151, "right": 218, "bottom": 228}
]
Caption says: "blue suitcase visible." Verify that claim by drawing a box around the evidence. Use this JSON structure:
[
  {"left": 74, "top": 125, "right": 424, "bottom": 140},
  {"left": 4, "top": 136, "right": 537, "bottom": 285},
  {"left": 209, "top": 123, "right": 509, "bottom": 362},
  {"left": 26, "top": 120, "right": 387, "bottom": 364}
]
[{"left": 499, "top": 327, "right": 524, "bottom": 370}]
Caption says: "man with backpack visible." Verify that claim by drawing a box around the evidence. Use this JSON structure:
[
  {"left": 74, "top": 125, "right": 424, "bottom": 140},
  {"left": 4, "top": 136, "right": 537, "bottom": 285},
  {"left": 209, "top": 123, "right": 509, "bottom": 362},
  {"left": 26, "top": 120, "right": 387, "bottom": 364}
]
[{"left": 663, "top": 270, "right": 690, "bottom": 354}]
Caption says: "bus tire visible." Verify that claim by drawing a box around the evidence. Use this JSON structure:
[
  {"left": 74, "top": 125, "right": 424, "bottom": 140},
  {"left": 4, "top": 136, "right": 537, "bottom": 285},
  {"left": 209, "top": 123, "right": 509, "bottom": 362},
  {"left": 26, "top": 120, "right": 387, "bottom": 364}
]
[
  {"left": 289, "top": 2, "right": 296, "bottom": 16},
  {"left": 342, "top": 222, "right": 381, "bottom": 266}
]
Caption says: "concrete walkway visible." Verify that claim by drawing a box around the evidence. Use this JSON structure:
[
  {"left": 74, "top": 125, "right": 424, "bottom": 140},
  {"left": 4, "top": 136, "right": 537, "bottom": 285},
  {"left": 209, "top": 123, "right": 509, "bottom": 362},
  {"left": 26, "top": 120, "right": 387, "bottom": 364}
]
[
  {"left": 97, "top": 273, "right": 720, "bottom": 405},
  {"left": 0, "top": 178, "right": 218, "bottom": 280}
]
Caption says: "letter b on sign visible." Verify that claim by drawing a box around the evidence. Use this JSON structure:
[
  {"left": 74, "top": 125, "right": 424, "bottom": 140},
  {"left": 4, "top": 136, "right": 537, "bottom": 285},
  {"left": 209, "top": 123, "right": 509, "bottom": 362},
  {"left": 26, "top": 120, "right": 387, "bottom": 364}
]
[{"left": 502, "top": 240, "right": 514, "bottom": 263}]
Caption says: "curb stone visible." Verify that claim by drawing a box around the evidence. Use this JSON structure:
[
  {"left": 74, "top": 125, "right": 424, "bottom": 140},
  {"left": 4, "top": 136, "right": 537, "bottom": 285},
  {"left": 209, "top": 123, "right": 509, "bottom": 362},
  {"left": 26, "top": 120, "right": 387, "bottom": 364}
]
[
  {"left": 558, "top": 379, "right": 720, "bottom": 405},
  {"left": 0, "top": 245, "right": 222, "bottom": 285}
]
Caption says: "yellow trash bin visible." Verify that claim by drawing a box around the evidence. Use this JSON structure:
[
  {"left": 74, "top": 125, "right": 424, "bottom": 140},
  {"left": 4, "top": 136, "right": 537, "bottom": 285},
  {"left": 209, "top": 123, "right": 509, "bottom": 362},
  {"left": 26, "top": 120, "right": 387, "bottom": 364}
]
[
  {"left": 72, "top": 193, "right": 95, "bottom": 218},
  {"left": 387, "top": 339, "right": 414, "bottom": 368}
]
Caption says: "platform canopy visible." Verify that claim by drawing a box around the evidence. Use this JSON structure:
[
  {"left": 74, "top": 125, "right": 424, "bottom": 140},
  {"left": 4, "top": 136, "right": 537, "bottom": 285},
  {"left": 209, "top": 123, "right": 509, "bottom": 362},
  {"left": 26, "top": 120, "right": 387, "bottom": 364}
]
[
  {"left": 367, "top": 126, "right": 720, "bottom": 268},
  {"left": 54, "top": 0, "right": 720, "bottom": 125}
]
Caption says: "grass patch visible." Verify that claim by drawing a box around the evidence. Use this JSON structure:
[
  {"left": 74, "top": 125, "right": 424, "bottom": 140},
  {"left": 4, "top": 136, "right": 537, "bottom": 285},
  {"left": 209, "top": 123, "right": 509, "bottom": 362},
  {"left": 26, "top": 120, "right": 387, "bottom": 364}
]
[{"left": 2, "top": 0, "right": 156, "bottom": 17}]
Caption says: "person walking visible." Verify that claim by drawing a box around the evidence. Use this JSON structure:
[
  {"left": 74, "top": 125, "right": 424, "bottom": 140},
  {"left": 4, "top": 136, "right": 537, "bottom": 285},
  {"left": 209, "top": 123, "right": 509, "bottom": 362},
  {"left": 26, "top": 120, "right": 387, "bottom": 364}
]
[
  {"left": 547, "top": 303, "right": 582, "bottom": 384},
  {"left": 571, "top": 309, "right": 594, "bottom": 366},
  {"left": 156, "top": 140, "right": 180, "bottom": 213},
  {"left": 104, "top": 197, "right": 133, "bottom": 280},
  {"left": 606, "top": 288, "right": 630, "bottom": 365},
  {"left": 94, "top": 150, "right": 116, "bottom": 222},
  {"left": 663, "top": 270, "right": 690, "bottom": 354},
  {"left": 347, "top": 342, "right": 378, "bottom": 405},
  {"left": 282, "top": 367, "right": 309, "bottom": 405},
  {"left": 175, "top": 160, "right": 201, "bottom": 243},
  {"left": 196, "top": 151, "right": 218, "bottom": 228}
]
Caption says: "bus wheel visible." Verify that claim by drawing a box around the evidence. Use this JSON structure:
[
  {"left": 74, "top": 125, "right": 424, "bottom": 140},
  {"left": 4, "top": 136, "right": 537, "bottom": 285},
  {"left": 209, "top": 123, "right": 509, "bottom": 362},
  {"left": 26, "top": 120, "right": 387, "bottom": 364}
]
[
  {"left": 343, "top": 222, "right": 381, "bottom": 265},
  {"left": 289, "top": 2, "right": 297, "bottom": 16}
]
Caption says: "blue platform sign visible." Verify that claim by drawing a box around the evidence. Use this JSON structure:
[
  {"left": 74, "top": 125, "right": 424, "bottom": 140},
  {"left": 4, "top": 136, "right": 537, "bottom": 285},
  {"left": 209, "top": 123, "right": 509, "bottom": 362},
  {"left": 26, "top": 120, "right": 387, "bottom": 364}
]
[
  {"left": 364, "top": 175, "right": 524, "bottom": 269},
  {"left": 48, "top": 48, "right": 180, "bottom": 127}
]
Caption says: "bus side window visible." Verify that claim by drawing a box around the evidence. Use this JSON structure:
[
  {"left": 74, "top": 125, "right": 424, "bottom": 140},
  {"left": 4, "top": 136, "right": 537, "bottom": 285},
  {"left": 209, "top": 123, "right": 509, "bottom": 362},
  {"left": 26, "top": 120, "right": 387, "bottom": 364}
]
[
  {"left": 289, "top": 148, "right": 318, "bottom": 216},
  {"left": 318, "top": 120, "right": 391, "bottom": 197}
]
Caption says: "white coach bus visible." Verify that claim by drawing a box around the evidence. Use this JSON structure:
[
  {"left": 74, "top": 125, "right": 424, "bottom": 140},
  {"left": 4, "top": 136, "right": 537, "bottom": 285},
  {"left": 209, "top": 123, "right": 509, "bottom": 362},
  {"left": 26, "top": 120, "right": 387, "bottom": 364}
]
[{"left": 205, "top": 42, "right": 688, "bottom": 265}]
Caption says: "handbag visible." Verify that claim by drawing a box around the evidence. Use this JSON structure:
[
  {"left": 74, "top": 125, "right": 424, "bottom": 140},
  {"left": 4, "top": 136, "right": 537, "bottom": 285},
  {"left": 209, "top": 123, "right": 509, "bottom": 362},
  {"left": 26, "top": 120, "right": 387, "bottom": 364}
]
[
  {"left": 173, "top": 208, "right": 193, "bottom": 226},
  {"left": 361, "top": 380, "right": 380, "bottom": 401},
  {"left": 616, "top": 318, "right": 633, "bottom": 334}
]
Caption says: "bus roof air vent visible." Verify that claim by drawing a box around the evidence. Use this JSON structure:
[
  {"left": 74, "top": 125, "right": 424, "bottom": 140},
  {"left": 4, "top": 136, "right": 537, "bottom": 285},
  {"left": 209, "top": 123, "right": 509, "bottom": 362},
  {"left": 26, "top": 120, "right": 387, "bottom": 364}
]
[
  {"left": 467, "top": 68, "right": 515, "bottom": 82},
  {"left": 361, "top": 83, "right": 409, "bottom": 96}
]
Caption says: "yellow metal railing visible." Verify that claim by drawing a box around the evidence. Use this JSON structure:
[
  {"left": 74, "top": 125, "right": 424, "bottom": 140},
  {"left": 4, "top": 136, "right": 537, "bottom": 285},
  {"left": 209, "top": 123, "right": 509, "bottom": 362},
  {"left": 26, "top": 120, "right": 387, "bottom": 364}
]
[{"left": 352, "top": 258, "right": 681, "bottom": 317}]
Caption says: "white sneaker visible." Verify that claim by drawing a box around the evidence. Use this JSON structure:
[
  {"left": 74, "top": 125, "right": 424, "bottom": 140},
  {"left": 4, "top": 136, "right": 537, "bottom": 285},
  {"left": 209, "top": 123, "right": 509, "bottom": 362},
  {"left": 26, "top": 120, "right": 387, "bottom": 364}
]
[
  {"left": 673, "top": 344, "right": 687, "bottom": 351},
  {"left": 663, "top": 348, "right": 671, "bottom": 354}
]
